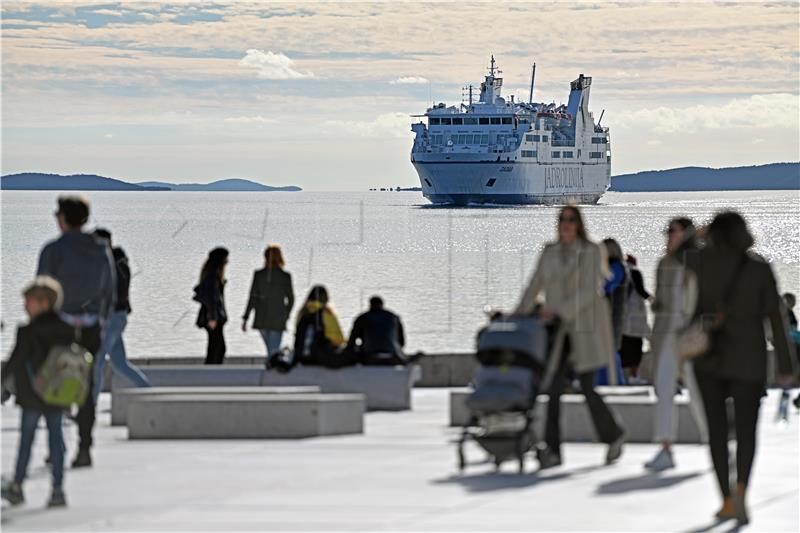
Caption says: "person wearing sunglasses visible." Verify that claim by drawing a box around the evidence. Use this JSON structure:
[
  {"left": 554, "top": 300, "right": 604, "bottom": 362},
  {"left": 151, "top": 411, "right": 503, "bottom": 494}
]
[
  {"left": 516, "top": 205, "right": 626, "bottom": 468},
  {"left": 645, "top": 217, "right": 708, "bottom": 472}
]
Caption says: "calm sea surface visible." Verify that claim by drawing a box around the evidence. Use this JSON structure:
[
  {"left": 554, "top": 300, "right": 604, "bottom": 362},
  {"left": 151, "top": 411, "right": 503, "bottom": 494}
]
[{"left": 1, "top": 190, "right": 798, "bottom": 357}]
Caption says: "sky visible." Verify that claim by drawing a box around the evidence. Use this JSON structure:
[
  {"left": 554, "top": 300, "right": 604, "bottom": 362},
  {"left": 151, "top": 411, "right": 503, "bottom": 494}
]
[{"left": 1, "top": 1, "right": 799, "bottom": 190}]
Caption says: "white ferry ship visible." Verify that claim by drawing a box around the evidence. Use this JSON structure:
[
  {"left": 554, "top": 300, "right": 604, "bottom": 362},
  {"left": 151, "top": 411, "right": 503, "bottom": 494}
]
[{"left": 410, "top": 57, "right": 610, "bottom": 205}]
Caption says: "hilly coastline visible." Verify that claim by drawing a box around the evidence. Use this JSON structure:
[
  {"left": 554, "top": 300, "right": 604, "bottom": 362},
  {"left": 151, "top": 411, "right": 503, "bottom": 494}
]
[
  {"left": 609, "top": 162, "right": 799, "bottom": 192},
  {"left": 1, "top": 173, "right": 302, "bottom": 192}
]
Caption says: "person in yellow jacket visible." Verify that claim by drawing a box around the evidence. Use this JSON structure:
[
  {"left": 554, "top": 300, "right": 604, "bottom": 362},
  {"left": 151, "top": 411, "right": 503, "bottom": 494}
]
[{"left": 293, "top": 285, "right": 355, "bottom": 368}]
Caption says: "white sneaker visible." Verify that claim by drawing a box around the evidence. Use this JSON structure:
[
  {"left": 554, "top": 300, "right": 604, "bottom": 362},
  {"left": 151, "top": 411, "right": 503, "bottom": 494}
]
[{"left": 644, "top": 448, "right": 675, "bottom": 471}]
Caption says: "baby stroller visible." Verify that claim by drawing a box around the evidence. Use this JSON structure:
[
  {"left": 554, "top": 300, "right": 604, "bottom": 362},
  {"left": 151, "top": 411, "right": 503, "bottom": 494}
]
[{"left": 457, "top": 314, "right": 550, "bottom": 473}]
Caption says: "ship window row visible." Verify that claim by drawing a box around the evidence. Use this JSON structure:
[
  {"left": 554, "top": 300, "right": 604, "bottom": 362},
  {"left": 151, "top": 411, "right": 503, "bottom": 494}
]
[
  {"left": 589, "top": 152, "right": 604, "bottom": 158},
  {"left": 552, "top": 151, "right": 561, "bottom": 158},
  {"left": 591, "top": 137, "right": 607, "bottom": 144},
  {"left": 525, "top": 134, "right": 540, "bottom": 142},
  {"left": 429, "top": 117, "right": 512, "bottom": 126},
  {"left": 521, "top": 150, "right": 537, "bottom": 158},
  {"left": 562, "top": 151, "right": 573, "bottom": 158},
  {"left": 430, "top": 134, "right": 490, "bottom": 145}
]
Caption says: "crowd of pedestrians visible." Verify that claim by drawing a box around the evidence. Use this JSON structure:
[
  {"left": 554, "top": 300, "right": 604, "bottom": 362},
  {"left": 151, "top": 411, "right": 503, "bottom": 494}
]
[
  {"left": 0, "top": 194, "right": 798, "bottom": 526},
  {"left": 514, "top": 205, "right": 798, "bottom": 525}
]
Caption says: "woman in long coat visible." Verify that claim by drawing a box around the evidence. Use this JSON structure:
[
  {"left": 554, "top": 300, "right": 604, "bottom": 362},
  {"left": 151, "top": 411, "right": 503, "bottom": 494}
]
[{"left": 516, "top": 205, "right": 625, "bottom": 468}]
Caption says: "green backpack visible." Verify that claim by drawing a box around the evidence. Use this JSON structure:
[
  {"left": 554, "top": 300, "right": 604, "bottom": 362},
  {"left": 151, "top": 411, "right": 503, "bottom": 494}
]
[{"left": 28, "top": 343, "right": 94, "bottom": 408}]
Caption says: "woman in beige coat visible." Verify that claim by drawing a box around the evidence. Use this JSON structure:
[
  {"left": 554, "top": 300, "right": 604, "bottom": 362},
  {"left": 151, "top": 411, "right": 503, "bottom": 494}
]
[{"left": 516, "top": 205, "right": 626, "bottom": 468}]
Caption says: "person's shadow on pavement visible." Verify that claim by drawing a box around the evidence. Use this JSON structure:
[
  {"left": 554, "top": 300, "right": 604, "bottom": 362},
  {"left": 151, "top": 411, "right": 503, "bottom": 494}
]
[{"left": 595, "top": 471, "right": 704, "bottom": 495}]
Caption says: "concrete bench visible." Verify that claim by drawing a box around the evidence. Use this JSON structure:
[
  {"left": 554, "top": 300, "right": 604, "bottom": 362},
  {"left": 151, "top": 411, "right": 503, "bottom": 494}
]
[
  {"left": 415, "top": 353, "right": 478, "bottom": 387},
  {"left": 111, "top": 365, "right": 265, "bottom": 390},
  {"left": 260, "top": 365, "right": 421, "bottom": 411},
  {"left": 450, "top": 387, "right": 704, "bottom": 443},
  {"left": 111, "top": 386, "right": 321, "bottom": 426},
  {"left": 127, "top": 393, "right": 365, "bottom": 439}
]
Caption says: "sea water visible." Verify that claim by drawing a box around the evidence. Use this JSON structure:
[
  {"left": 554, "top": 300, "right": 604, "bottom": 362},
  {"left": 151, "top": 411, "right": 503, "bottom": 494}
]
[{"left": 1, "top": 190, "right": 798, "bottom": 357}]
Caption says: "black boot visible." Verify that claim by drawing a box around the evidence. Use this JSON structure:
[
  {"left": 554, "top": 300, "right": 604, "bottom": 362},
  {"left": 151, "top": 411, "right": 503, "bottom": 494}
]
[{"left": 71, "top": 449, "right": 92, "bottom": 468}]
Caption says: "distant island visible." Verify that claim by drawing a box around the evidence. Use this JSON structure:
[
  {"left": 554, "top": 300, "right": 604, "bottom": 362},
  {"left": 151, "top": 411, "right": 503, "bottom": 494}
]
[
  {"left": 1, "top": 173, "right": 302, "bottom": 192},
  {"left": 610, "top": 162, "right": 799, "bottom": 192},
  {"left": 373, "top": 163, "right": 799, "bottom": 193},
  {"left": 137, "top": 179, "right": 301, "bottom": 192}
]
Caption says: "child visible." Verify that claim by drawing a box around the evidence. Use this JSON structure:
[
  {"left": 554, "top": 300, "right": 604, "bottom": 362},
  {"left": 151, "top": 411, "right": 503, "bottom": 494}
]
[{"left": 1, "top": 276, "right": 77, "bottom": 507}]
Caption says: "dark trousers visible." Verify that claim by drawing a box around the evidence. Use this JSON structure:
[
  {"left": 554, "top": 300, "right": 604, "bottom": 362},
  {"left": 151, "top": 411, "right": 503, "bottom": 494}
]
[
  {"left": 694, "top": 369, "right": 762, "bottom": 498},
  {"left": 205, "top": 326, "right": 226, "bottom": 364},
  {"left": 545, "top": 337, "right": 625, "bottom": 455},
  {"left": 75, "top": 324, "right": 102, "bottom": 452},
  {"left": 15, "top": 409, "right": 64, "bottom": 488}
]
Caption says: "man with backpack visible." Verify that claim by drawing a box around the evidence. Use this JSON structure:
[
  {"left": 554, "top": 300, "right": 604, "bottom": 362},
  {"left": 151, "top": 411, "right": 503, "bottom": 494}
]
[
  {"left": 1, "top": 277, "right": 90, "bottom": 507},
  {"left": 36, "top": 196, "right": 115, "bottom": 468}
]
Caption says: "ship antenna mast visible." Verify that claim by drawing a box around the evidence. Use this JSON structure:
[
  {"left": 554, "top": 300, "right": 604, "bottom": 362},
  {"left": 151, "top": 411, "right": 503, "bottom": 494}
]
[
  {"left": 528, "top": 62, "right": 536, "bottom": 104},
  {"left": 489, "top": 55, "right": 495, "bottom": 77}
]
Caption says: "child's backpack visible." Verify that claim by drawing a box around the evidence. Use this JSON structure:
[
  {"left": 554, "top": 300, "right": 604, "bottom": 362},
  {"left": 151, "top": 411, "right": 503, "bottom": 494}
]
[{"left": 27, "top": 343, "right": 94, "bottom": 408}]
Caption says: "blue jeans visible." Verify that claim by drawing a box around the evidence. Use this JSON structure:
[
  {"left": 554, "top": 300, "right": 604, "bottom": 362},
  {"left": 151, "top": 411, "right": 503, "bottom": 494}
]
[
  {"left": 15, "top": 409, "right": 64, "bottom": 489},
  {"left": 93, "top": 311, "right": 151, "bottom": 401},
  {"left": 259, "top": 330, "right": 283, "bottom": 357}
]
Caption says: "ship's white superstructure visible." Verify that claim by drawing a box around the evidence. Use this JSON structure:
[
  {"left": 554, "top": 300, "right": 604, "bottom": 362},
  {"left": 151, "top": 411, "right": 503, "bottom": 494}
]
[{"left": 410, "top": 57, "right": 611, "bottom": 205}]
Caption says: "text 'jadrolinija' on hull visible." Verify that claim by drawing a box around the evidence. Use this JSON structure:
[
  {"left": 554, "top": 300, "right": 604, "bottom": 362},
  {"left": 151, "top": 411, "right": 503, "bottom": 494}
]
[{"left": 410, "top": 56, "right": 611, "bottom": 205}]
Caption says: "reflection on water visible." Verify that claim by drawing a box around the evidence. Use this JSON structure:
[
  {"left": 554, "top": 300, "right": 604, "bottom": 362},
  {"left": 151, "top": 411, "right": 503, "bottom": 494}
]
[{"left": 2, "top": 190, "right": 798, "bottom": 356}]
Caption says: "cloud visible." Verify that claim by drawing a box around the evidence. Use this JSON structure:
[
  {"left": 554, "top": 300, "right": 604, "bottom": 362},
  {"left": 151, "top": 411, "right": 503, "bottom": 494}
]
[
  {"left": 104, "top": 133, "right": 114, "bottom": 138},
  {"left": 615, "top": 93, "right": 799, "bottom": 133},
  {"left": 91, "top": 9, "right": 123, "bottom": 17},
  {"left": 323, "top": 112, "right": 413, "bottom": 138},
  {"left": 239, "top": 49, "right": 313, "bottom": 79},
  {"left": 224, "top": 115, "right": 278, "bottom": 124},
  {"left": 390, "top": 76, "right": 429, "bottom": 85}
]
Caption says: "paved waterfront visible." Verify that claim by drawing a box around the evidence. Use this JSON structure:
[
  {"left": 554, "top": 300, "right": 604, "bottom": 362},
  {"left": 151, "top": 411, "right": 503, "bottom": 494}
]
[{"left": 2, "top": 389, "right": 798, "bottom": 531}]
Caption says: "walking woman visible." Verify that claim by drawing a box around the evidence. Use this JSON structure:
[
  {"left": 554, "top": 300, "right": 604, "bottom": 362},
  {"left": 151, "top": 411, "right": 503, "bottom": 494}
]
[
  {"left": 645, "top": 217, "right": 707, "bottom": 471},
  {"left": 620, "top": 255, "right": 651, "bottom": 384},
  {"left": 689, "top": 212, "right": 796, "bottom": 524},
  {"left": 515, "top": 205, "right": 626, "bottom": 468},
  {"left": 242, "top": 245, "right": 294, "bottom": 363},
  {"left": 194, "top": 247, "right": 229, "bottom": 365}
]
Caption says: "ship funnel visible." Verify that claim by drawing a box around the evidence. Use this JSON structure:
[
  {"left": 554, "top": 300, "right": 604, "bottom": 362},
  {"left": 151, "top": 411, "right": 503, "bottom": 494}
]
[{"left": 567, "top": 74, "right": 592, "bottom": 119}]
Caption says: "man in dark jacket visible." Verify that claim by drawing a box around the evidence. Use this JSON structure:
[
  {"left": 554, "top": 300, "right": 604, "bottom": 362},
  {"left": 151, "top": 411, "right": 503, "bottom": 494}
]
[
  {"left": 347, "top": 296, "right": 407, "bottom": 365},
  {"left": 36, "top": 196, "right": 114, "bottom": 468},
  {"left": 1, "top": 277, "right": 74, "bottom": 507}
]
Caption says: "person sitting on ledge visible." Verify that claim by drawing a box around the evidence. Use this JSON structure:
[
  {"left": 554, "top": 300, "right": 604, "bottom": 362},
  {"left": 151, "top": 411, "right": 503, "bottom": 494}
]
[
  {"left": 347, "top": 296, "right": 410, "bottom": 366},
  {"left": 293, "top": 285, "right": 355, "bottom": 369}
]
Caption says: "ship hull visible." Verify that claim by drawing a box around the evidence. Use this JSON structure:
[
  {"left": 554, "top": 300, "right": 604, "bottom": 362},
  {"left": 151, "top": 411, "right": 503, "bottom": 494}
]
[{"left": 412, "top": 160, "right": 610, "bottom": 206}]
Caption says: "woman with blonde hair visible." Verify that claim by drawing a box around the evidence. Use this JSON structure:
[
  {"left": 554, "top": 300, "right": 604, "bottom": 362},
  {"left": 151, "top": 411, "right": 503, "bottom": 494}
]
[
  {"left": 516, "top": 205, "right": 626, "bottom": 468},
  {"left": 242, "top": 245, "right": 294, "bottom": 363}
]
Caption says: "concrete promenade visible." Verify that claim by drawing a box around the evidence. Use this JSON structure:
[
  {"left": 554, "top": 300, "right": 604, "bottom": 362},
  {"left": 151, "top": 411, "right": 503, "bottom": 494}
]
[{"left": 2, "top": 389, "right": 798, "bottom": 532}]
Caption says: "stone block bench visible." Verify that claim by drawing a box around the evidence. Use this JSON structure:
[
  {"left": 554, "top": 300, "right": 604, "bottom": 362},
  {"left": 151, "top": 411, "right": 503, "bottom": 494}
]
[
  {"left": 111, "top": 365, "right": 265, "bottom": 390},
  {"left": 450, "top": 386, "right": 704, "bottom": 443},
  {"left": 260, "top": 365, "right": 421, "bottom": 411},
  {"left": 112, "top": 386, "right": 320, "bottom": 426},
  {"left": 127, "top": 393, "right": 365, "bottom": 439}
]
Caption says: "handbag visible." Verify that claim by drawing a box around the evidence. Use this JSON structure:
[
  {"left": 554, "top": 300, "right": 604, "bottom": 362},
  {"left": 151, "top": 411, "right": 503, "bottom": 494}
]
[{"left": 678, "top": 255, "right": 747, "bottom": 360}]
